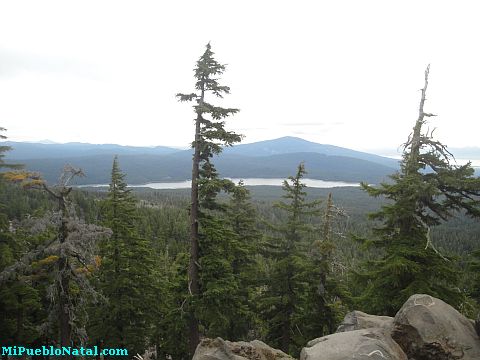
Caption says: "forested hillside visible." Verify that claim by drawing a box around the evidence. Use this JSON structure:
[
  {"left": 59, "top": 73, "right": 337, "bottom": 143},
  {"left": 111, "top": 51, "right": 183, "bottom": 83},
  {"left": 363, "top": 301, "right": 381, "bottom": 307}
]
[{"left": 1, "top": 172, "right": 480, "bottom": 358}]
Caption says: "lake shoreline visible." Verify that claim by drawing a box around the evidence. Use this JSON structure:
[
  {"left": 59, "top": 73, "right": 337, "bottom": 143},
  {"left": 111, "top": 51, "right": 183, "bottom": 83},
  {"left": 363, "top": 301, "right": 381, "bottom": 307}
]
[{"left": 78, "top": 178, "right": 361, "bottom": 190}]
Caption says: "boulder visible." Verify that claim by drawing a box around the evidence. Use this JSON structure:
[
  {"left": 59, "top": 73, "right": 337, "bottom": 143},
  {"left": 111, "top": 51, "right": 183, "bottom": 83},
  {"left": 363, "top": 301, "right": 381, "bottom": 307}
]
[
  {"left": 300, "top": 329, "right": 407, "bottom": 360},
  {"left": 336, "top": 310, "right": 393, "bottom": 333},
  {"left": 391, "top": 294, "right": 480, "bottom": 360},
  {"left": 192, "top": 337, "right": 294, "bottom": 360}
]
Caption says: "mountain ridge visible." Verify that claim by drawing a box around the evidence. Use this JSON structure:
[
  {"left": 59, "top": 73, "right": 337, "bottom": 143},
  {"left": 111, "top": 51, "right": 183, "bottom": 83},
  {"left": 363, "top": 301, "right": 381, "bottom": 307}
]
[
  {"left": 223, "top": 136, "right": 399, "bottom": 168},
  {"left": 2, "top": 141, "right": 180, "bottom": 159},
  {"left": 12, "top": 152, "right": 395, "bottom": 185},
  {"left": 0, "top": 136, "right": 404, "bottom": 185},
  {"left": 4, "top": 136, "right": 478, "bottom": 185}
]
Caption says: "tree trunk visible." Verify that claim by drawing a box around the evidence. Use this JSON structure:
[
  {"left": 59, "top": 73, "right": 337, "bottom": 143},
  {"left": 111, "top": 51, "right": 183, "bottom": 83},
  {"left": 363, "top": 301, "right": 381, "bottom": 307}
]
[
  {"left": 15, "top": 299, "right": 23, "bottom": 344},
  {"left": 58, "top": 202, "right": 71, "bottom": 359},
  {"left": 188, "top": 109, "right": 202, "bottom": 356},
  {"left": 407, "top": 64, "right": 433, "bottom": 173},
  {"left": 281, "top": 307, "right": 291, "bottom": 353},
  {"left": 58, "top": 258, "right": 71, "bottom": 349}
]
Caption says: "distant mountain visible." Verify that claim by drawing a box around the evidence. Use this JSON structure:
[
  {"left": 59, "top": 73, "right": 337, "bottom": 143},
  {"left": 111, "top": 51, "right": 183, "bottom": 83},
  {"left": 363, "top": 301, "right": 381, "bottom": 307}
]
[
  {"left": 12, "top": 153, "right": 396, "bottom": 186},
  {"left": 3, "top": 137, "right": 403, "bottom": 185},
  {"left": 3, "top": 141, "right": 180, "bottom": 159},
  {"left": 224, "top": 136, "right": 400, "bottom": 168},
  {"left": 33, "top": 139, "right": 59, "bottom": 144}
]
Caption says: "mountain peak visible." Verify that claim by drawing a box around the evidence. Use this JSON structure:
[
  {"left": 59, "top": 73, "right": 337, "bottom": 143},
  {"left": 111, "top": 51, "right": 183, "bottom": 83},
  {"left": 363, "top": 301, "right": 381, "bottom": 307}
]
[{"left": 224, "top": 136, "right": 399, "bottom": 168}]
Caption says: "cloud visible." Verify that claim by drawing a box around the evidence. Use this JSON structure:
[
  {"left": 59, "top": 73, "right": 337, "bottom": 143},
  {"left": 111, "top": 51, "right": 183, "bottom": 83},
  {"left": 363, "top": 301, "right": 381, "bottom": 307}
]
[
  {"left": 0, "top": 49, "right": 102, "bottom": 80},
  {"left": 281, "top": 121, "right": 345, "bottom": 127},
  {"left": 236, "top": 127, "right": 269, "bottom": 131}
]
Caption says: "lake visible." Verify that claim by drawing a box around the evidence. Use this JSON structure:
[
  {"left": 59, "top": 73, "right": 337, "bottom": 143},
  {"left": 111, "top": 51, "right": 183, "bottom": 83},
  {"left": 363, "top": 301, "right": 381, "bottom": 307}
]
[{"left": 83, "top": 178, "right": 360, "bottom": 189}]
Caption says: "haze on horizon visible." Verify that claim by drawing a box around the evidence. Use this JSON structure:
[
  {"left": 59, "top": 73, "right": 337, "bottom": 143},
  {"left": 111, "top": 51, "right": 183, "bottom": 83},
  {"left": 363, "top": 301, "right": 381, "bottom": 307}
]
[{"left": 1, "top": 1, "right": 479, "bottom": 155}]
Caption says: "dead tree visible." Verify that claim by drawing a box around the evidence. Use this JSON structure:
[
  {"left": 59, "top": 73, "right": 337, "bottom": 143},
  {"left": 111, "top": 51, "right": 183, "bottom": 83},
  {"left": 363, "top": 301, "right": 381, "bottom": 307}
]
[{"left": 0, "top": 165, "right": 111, "bottom": 355}]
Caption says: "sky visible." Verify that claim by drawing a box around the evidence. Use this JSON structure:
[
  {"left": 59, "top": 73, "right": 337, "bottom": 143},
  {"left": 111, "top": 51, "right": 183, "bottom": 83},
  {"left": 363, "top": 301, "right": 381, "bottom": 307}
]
[{"left": 1, "top": 0, "right": 479, "bottom": 156}]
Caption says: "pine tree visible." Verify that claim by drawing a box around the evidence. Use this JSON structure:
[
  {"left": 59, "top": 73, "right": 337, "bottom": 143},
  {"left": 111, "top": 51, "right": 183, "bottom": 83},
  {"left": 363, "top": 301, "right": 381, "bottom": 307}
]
[
  {"left": 0, "top": 206, "right": 43, "bottom": 349},
  {"left": 90, "top": 156, "right": 156, "bottom": 356},
  {"left": 154, "top": 252, "right": 189, "bottom": 360},
  {"left": 195, "top": 181, "right": 261, "bottom": 341},
  {"left": 357, "top": 65, "right": 480, "bottom": 315},
  {"left": 224, "top": 181, "right": 261, "bottom": 340},
  {"left": 0, "top": 127, "right": 22, "bottom": 171},
  {"left": 262, "top": 163, "right": 322, "bottom": 355},
  {"left": 303, "top": 193, "right": 350, "bottom": 340},
  {"left": 0, "top": 131, "right": 43, "bottom": 349},
  {"left": 177, "top": 43, "right": 241, "bottom": 354}
]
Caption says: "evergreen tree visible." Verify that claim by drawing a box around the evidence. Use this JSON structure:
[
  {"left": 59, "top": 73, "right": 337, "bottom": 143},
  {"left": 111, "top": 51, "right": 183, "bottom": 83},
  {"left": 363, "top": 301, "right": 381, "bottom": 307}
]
[
  {"left": 196, "top": 181, "right": 261, "bottom": 341},
  {"left": 470, "top": 250, "right": 480, "bottom": 303},
  {"left": 154, "top": 252, "right": 189, "bottom": 360},
  {"left": 261, "top": 163, "right": 322, "bottom": 355},
  {"left": 177, "top": 43, "right": 241, "bottom": 354},
  {"left": 89, "top": 156, "right": 157, "bottom": 356},
  {"left": 356, "top": 65, "right": 480, "bottom": 315},
  {"left": 224, "top": 181, "right": 261, "bottom": 340},
  {"left": 0, "top": 131, "right": 50, "bottom": 346},
  {"left": 0, "top": 205, "right": 43, "bottom": 349},
  {"left": 302, "top": 193, "right": 350, "bottom": 340},
  {"left": 0, "top": 127, "right": 22, "bottom": 171}
]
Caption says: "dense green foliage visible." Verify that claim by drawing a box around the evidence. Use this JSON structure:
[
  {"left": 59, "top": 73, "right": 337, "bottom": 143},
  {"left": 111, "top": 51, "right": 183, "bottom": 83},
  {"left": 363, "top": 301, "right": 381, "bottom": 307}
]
[
  {"left": 1, "top": 175, "right": 479, "bottom": 358},
  {"left": 261, "top": 164, "right": 350, "bottom": 355},
  {"left": 88, "top": 157, "right": 157, "bottom": 356}
]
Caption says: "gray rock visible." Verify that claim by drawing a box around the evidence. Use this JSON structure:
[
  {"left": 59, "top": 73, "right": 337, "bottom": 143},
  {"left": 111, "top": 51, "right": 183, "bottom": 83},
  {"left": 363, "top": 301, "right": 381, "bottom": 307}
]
[
  {"left": 336, "top": 310, "right": 394, "bottom": 333},
  {"left": 193, "top": 338, "right": 294, "bottom": 360},
  {"left": 300, "top": 329, "right": 407, "bottom": 360},
  {"left": 391, "top": 294, "right": 480, "bottom": 360}
]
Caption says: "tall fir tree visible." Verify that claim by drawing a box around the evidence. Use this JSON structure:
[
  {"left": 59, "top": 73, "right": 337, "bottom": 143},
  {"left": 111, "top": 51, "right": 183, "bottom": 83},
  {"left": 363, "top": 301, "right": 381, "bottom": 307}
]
[
  {"left": 89, "top": 156, "right": 156, "bottom": 356},
  {"left": 356, "top": 65, "right": 480, "bottom": 315},
  {"left": 0, "top": 128, "right": 42, "bottom": 349},
  {"left": 153, "top": 252, "right": 190, "bottom": 360},
  {"left": 0, "top": 127, "right": 22, "bottom": 171},
  {"left": 224, "top": 181, "right": 261, "bottom": 340},
  {"left": 302, "top": 193, "right": 350, "bottom": 340},
  {"left": 177, "top": 43, "right": 242, "bottom": 354},
  {"left": 261, "top": 163, "right": 322, "bottom": 355}
]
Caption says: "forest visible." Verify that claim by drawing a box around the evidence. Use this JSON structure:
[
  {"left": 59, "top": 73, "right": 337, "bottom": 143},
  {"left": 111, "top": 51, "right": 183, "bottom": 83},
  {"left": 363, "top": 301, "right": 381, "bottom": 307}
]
[{"left": 1, "top": 45, "right": 480, "bottom": 360}]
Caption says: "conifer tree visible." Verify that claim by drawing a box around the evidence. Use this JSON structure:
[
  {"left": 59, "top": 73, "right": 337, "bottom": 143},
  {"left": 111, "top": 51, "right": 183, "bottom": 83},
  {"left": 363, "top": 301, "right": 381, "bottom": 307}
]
[
  {"left": 154, "top": 252, "right": 189, "bottom": 360},
  {"left": 0, "top": 130, "right": 42, "bottom": 348},
  {"left": 303, "top": 193, "right": 350, "bottom": 340},
  {"left": 0, "top": 127, "right": 22, "bottom": 171},
  {"left": 224, "top": 181, "right": 261, "bottom": 340},
  {"left": 357, "top": 65, "right": 480, "bottom": 315},
  {"left": 90, "top": 156, "right": 156, "bottom": 356},
  {"left": 262, "top": 163, "right": 322, "bottom": 355},
  {"left": 0, "top": 133, "right": 42, "bottom": 348},
  {"left": 177, "top": 43, "right": 241, "bottom": 354}
]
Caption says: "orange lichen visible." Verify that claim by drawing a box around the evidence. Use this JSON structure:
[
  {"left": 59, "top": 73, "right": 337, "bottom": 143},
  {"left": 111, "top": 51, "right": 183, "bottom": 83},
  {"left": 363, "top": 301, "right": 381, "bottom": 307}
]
[{"left": 3, "top": 171, "right": 45, "bottom": 188}]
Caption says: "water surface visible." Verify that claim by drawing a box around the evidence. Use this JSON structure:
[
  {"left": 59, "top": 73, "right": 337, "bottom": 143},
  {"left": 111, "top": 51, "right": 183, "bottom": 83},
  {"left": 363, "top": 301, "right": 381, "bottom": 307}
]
[{"left": 83, "top": 178, "right": 360, "bottom": 189}]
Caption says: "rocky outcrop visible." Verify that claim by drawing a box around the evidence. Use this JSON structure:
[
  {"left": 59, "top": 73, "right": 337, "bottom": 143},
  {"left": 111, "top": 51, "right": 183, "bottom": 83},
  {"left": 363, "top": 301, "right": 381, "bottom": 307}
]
[
  {"left": 300, "top": 328, "right": 407, "bottom": 360},
  {"left": 193, "top": 294, "right": 480, "bottom": 360},
  {"left": 336, "top": 310, "right": 393, "bottom": 333},
  {"left": 391, "top": 294, "right": 480, "bottom": 360},
  {"left": 192, "top": 337, "right": 294, "bottom": 360}
]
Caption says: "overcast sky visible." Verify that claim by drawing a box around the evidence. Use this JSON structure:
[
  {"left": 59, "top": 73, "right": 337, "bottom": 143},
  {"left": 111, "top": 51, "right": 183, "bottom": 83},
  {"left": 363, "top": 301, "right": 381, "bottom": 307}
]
[{"left": 1, "top": 0, "right": 479, "bottom": 155}]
